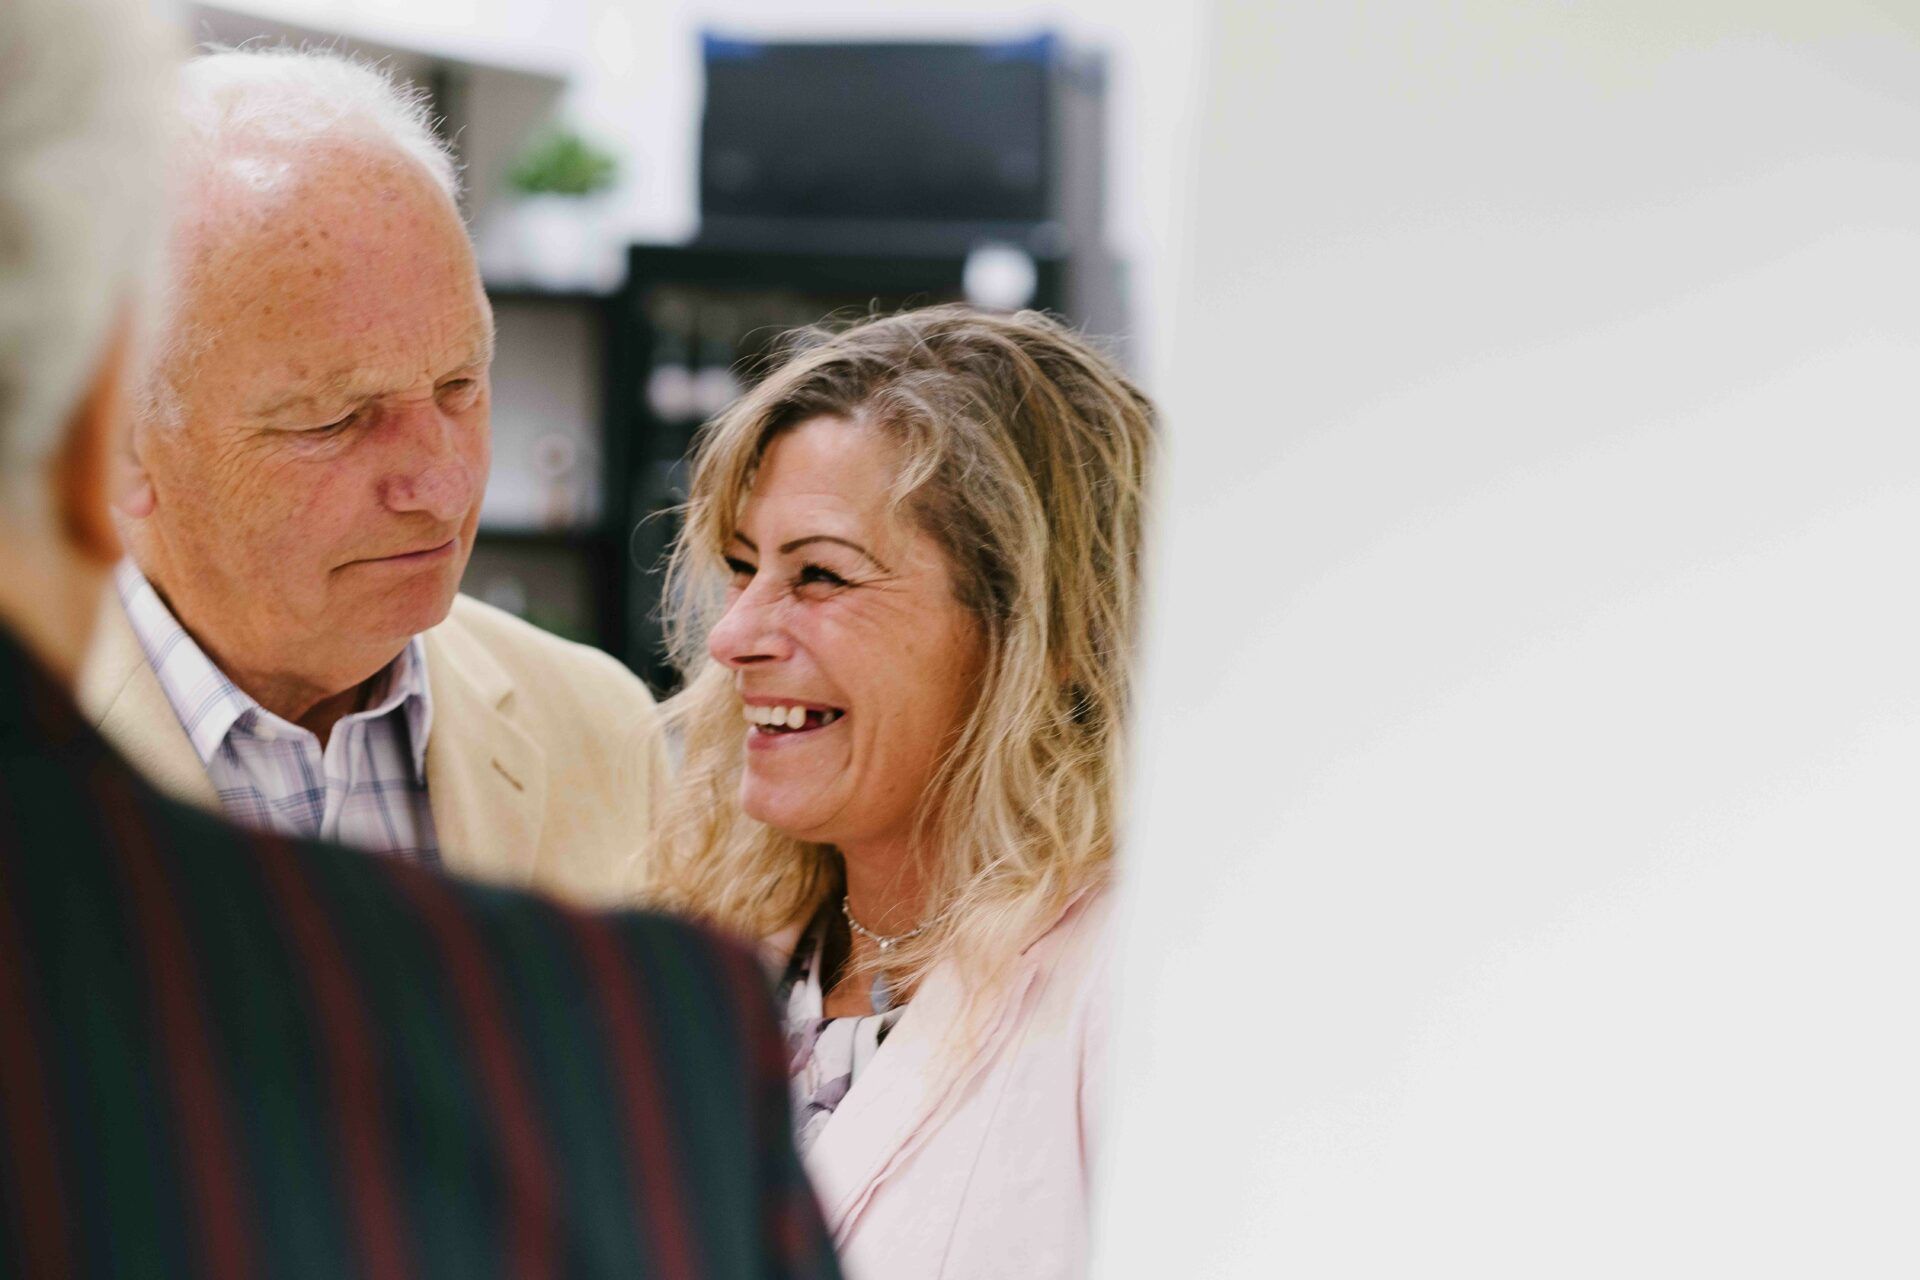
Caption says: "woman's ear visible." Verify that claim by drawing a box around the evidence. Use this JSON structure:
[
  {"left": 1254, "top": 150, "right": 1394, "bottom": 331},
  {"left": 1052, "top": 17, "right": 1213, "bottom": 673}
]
[{"left": 52, "top": 310, "right": 135, "bottom": 566}]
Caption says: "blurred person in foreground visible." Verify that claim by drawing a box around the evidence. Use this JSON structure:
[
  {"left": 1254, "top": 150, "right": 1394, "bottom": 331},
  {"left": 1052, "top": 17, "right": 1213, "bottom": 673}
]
[
  {"left": 651, "top": 305, "right": 1153, "bottom": 1278},
  {"left": 78, "top": 48, "right": 661, "bottom": 907},
  {"left": 0, "top": 2, "right": 838, "bottom": 1275}
]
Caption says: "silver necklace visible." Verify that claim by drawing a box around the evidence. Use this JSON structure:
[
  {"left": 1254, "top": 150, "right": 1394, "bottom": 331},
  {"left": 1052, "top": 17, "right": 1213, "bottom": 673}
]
[{"left": 841, "top": 895, "right": 933, "bottom": 954}]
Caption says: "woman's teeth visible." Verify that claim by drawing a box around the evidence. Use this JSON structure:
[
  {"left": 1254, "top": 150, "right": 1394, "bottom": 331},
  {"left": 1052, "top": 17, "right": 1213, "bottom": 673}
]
[{"left": 742, "top": 703, "right": 844, "bottom": 732}]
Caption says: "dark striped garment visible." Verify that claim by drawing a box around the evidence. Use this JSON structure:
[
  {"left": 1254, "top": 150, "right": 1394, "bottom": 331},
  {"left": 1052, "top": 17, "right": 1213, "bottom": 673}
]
[{"left": 0, "top": 627, "right": 840, "bottom": 1279}]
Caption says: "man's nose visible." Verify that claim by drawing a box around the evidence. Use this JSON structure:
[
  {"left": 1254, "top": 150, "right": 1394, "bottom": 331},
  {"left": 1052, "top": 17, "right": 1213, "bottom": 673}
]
[
  {"left": 708, "top": 581, "right": 793, "bottom": 668},
  {"left": 380, "top": 401, "right": 484, "bottom": 522}
]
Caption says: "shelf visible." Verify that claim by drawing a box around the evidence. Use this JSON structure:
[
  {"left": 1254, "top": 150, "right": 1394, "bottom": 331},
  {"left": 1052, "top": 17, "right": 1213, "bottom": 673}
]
[
  {"left": 475, "top": 525, "right": 612, "bottom": 549},
  {"left": 484, "top": 283, "right": 620, "bottom": 306}
]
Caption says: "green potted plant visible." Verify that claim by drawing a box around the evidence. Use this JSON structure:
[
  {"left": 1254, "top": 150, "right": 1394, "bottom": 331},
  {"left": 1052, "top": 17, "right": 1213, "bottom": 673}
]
[
  {"left": 509, "top": 130, "right": 618, "bottom": 198},
  {"left": 502, "top": 128, "right": 620, "bottom": 288}
]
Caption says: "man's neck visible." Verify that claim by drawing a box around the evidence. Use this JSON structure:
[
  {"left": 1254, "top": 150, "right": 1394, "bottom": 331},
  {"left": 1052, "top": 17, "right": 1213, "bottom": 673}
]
[
  {"left": 133, "top": 565, "right": 390, "bottom": 749},
  {"left": 201, "top": 642, "right": 383, "bottom": 750},
  {"left": 276, "top": 681, "right": 370, "bottom": 749}
]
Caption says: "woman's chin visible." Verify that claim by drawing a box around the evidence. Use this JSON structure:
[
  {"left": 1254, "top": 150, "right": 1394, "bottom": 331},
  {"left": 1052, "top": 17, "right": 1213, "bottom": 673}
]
[{"left": 739, "top": 783, "right": 826, "bottom": 842}]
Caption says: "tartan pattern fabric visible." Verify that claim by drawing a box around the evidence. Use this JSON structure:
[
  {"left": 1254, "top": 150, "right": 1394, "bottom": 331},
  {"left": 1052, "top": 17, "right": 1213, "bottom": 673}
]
[
  {"left": 0, "top": 627, "right": 842, "bottom": 1280},
  {"left": 114, "top": 561, "right": 439, "bottom": 863}
]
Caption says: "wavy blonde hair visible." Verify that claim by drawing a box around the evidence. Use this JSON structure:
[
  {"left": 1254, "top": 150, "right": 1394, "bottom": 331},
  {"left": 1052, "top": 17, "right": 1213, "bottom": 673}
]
[{"left": 650, "top": 304, "right": 1154, "bottom": 1005}]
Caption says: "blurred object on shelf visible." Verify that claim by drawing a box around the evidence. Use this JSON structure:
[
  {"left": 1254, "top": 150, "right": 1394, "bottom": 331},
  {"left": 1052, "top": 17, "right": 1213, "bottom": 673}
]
[
  {"left": 492, "top": 127, "right": 623, "bottom": 290},
  {"left": 692, "top": 304, "right": 744, "bottom": 418},
  {"left": 963, "top": 242, "right": 1041, "bottom": 311},
  {"left": 463, "top": 534, "right": 601, "bottom": 646},
  {"left": 644, "top": 292, "right": 699, "bottom": 422},
  {"left": 468, "top": 283, "right": 624, "bottom": 659},
  {"left": 509, "top": 128, "right": 617, "bottom": 196},
  {"left": 476, "top": 574, "right": 528, "bottom": 618},
  {"left": 479, "top": 291, "right": 607, "bottom": 533},
  {"left": 534, "top": 432, "right": 582, "bottom": 530}
]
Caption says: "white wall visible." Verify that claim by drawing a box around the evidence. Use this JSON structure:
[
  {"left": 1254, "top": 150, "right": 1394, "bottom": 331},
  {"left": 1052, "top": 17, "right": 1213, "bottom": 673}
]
[{"left": 1097, "top": 2, "right": 1920, "bottom": 1274}]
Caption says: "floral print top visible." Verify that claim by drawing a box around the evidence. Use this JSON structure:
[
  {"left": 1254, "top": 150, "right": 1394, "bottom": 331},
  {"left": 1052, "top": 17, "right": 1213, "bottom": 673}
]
[{"left": 777, "top": 904, "right": 909, "bottom": 1155}]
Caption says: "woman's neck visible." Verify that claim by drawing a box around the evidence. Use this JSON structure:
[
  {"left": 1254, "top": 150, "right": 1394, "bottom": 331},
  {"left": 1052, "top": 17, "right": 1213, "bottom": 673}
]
[
  {"left": 838, "top": 838, "right": 932, "bottom": 938},
  {"left": 824, "top": 839, "right": 935, "bottom": 1018}
]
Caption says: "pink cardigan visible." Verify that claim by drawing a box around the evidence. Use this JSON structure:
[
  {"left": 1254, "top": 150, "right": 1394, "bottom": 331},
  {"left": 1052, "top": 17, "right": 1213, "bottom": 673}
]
[{"left": 764, "top": 889, "right": 1117, "bottom": 1280}]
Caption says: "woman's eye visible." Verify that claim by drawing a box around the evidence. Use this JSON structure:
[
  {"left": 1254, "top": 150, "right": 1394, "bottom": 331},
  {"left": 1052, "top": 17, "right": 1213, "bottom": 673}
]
[
  {"left": 723, "top": 556, "right": 756, "bottom": 584},
  {"left": 796, "top": 563, "right": 850, "bottom": 591}
]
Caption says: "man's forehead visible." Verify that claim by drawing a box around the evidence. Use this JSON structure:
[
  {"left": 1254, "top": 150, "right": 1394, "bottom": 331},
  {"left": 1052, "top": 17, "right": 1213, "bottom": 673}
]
[
  {"left": 179, "top": 137, "right": 466, "bottom": 294},
  {"left": 169, "top": 139, "right": 492, "bottom": 419}
]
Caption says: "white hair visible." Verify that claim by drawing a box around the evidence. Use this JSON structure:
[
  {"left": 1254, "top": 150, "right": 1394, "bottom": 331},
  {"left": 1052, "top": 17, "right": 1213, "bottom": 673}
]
[
  {"left": 177, "top": 48, "right": 459, "bottom": 203},
  {"left": 140, "top": 49, "right": 464, "bottom": 427},
  {"left": 0, "top": 0, "right": 169, "bottom": 501}
]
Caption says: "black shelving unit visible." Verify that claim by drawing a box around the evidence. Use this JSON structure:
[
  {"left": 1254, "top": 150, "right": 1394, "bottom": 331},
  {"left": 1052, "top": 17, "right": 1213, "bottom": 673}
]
[{"left": 465, "top": 284, "right": 629, "bottom": 654}]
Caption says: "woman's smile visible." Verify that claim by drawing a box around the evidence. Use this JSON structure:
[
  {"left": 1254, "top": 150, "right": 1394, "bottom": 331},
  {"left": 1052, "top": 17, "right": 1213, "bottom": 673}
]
[{"left": 741, "top": 698, "right": 848, "bottom": 747}]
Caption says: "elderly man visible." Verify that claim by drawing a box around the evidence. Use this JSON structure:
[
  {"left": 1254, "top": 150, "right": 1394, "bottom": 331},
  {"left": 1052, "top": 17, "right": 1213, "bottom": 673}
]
[
  {"left": 79, "top": 49, "right": 659, "bottom": 906},
  {"left": 0, "top": 2, "right": 838, "bottom": 1274}
]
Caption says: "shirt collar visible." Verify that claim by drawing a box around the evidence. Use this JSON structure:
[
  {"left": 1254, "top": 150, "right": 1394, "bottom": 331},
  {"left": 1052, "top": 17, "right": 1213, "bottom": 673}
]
[
  {"left": 114, "top": 559, "right": 433, "bottom": 779},
  {"left": 362, "top": 632, "right": 434, "bottom": 779}
]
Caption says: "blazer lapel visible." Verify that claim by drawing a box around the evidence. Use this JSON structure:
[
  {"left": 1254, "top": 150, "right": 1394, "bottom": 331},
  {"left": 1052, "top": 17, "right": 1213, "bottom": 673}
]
[
  {"left": 802, "top": 950, "right": 1043, "bottom": 1245},
  {"left": 422, "top": 619, "right": 547, "bottom": 890},
  {"left": 76, "top": 590, "right": 219, "bottom": 810}
]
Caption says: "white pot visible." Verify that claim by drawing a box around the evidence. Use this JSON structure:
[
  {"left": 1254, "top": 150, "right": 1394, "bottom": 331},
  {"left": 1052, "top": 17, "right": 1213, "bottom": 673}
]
[{"left": 506, "top": 194, "right": 604, "bottom": 290}]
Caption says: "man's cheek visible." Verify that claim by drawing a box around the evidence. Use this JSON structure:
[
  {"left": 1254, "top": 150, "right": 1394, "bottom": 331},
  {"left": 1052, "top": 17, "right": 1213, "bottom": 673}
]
[
  {"left": 277, "top": 473, "right": 364, "bottom": 562},
  {"left": 465, "top": 418, "right": 492, "bottom": 486}
]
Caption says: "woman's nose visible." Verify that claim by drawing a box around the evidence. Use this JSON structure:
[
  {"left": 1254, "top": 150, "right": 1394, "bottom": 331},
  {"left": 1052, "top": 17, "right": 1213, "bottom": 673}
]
[{"left": 707, "top": 584, "right": 792, "bottom": 667}]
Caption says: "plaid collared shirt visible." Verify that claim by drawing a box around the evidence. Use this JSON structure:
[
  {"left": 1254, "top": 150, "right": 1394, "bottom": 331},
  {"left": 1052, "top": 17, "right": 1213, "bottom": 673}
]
[{"left": 115, "top": 561, "right": 439, "bottom": 864}]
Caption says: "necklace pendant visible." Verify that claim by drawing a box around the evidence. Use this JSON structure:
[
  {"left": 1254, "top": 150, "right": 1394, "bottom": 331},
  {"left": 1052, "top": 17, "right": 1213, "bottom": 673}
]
[{"left": 875, "top": 937, "right": 894, "bottom": 953}]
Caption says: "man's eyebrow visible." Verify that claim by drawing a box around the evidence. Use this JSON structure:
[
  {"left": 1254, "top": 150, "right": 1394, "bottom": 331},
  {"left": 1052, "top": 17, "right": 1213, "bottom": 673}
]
[
  {"left": 465, "top": 324, "right": 497, "bottom": 369},
  {"left": 249, "top": 369, "right": 363, "bottom": 419},
  {"left": 248, "top": 328, "right": 496, "bottom": 420}
]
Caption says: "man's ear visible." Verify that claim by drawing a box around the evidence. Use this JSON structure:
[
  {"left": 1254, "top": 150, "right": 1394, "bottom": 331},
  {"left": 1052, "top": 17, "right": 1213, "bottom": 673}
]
[{"left": 52, "top": 311, "right": 136, "bottom": 566}]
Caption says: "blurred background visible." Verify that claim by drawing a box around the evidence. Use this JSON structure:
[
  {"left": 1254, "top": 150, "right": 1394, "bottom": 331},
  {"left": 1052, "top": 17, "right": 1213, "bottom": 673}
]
[{"left": 165, "top": 0, "right": 1199, "bottom": 694}]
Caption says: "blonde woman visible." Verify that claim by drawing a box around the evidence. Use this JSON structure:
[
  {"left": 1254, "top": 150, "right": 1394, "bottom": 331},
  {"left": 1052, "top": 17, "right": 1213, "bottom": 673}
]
[{"left": 652, "top": 304, "right": 1152, "bottom": 1279}]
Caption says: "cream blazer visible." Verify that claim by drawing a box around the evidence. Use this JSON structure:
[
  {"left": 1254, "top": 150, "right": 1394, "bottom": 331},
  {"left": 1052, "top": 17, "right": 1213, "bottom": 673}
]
[
  {"left": 766, "top": 888, "right": 1118, "bottom": 1280},
  {"left": 77, "top": 591, "right": 666, "bottom": 907}
]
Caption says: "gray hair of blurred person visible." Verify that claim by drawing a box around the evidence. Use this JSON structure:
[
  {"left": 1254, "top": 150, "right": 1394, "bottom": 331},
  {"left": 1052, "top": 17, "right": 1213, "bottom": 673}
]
[
  {"left": 0, "top": 0, "right": 169, "bottom": 522},
  {"left": 140, "top": 47, "right": 462, "bottom": 428}
]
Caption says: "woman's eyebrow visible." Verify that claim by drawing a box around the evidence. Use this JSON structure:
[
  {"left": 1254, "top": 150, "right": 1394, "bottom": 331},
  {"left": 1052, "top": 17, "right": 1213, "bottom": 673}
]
[
  {"left": 727, "top": 531, "right": 894, "bottom": 574},
  {"left": 780, "top": 534, "right": 893, "bottom": 574}
]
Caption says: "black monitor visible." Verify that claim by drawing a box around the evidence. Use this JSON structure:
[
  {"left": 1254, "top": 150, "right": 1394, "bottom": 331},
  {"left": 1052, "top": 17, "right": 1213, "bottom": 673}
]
[{"left": 699, "top": 34, "right": 1057, "bottom": 227}]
